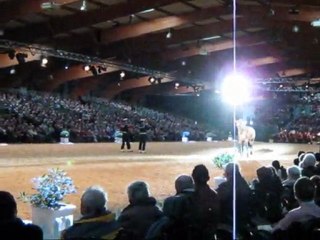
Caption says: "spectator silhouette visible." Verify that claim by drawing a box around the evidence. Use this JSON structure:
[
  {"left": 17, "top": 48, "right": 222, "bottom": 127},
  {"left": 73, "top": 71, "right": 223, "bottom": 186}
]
[
  {"left": 162, "top": 175, "right": 194, "bottom": 240},
  {"left": 190, "top": 164, "right": 220, "bottom": 240},
  {"left": 0, "top": 191, "right": 43, "bottom": 240},
  {"left": 217, "top": 163, "right": 251, "bottom": 231}
]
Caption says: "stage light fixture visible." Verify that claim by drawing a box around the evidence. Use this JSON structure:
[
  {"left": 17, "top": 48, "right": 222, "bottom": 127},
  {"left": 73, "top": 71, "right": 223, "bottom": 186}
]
[
  {"left": 64, "top": 64, "right": 69, "bottom": 70},
  {"left": 166, "top": 29, "right": 172, "bottom": 39},
  {"left": 89, "top": 65, "right": 98, "bottom": 76},
  {"left": 41, "top": 57, "right": 48, "bottom": 67},
  {"left": 9, "top": 68, "right": 16, "bottom": 75},
  {"left": 120, "top": 71, "right": 125, "bottom": 79},
  {"left": 148, "top": 76, "right": 156, "bottom": 84},
  {"left": 181, "top": 60, "right": 186, "bottom": 66},
  {"left": 83, "top": 65, "right": 90, "bottom": 71},
  {"left": 175, "top": 82, "right": 180, "bottom": 89},
  {"left": 80, "top": 0, "right": 87, "bottom": 11},
  {"left": 97, "top": 66, "right": 107, "bottom": 74},
  {"left": 16, "top": 53, "right": 28, "bottom": 64},
  {"left": 8, "top": 50, "right": 16, "bottom": 60},
  {"left": 221, "top": 72, "right": 251, "bottom": 106}
]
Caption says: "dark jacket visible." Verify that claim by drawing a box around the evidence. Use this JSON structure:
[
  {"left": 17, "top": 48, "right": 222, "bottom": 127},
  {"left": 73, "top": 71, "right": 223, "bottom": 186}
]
[
  {"left": 0, "top": 218, "right": 43, "bottom": 240},
  {"left": 217, "top": 174, "right": 251, "bottom": 228},
  {"left": 61, "top": 211, "right": 121, "bottom": 240},
  {"left": 118, "top": 197, "right": 163, "bottom": 239}
]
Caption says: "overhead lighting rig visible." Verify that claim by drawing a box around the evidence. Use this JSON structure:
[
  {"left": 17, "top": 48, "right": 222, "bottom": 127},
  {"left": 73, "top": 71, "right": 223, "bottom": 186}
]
[{"left": 0, "top": 39, "right": 173, "bottom": 81}]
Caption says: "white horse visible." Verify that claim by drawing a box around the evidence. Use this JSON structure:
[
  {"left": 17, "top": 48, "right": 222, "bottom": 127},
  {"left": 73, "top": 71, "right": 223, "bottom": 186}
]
[{"left": 235, "top": 119, "right": 256, "bottom": 156}]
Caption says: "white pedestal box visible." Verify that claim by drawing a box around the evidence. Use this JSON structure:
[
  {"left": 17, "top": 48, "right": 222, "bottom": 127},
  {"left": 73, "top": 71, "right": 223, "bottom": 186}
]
[
  {"left": 213, "top": 176, "right": 227, "bottom": 189},
  {"left": 60, "top": 137, "right": 69, "bottom": 144},
  {"left": 31, "top": 204, "right": 76, "bottom": 239},
  {"left": 182, "top": 137, "right": 188, "bottom": 142},
  {"left": 206, "top": 137, "right": 212, "bottom": 142}
]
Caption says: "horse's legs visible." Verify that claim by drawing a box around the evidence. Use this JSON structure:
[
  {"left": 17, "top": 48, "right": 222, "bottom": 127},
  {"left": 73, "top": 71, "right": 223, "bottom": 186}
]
[{"left": 248, "top": 141, "right": 253, "bottom": 155}]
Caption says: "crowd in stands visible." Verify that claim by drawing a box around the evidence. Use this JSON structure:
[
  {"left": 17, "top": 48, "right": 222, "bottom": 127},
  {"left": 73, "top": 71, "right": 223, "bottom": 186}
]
[
  {"left": 0, "top": 89, "right": 212, "bottom": 143},
  {"left": 253, "top": 97, "right": 320, "bottom": 143},
  {"left": 2, "top": 151, "right": 320, "bottom": 239}
]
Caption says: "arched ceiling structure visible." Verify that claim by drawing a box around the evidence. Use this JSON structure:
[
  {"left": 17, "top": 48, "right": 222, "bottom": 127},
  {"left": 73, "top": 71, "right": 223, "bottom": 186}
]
[{"left": 1, "top": 0, "right": 320, "bottom": 99}]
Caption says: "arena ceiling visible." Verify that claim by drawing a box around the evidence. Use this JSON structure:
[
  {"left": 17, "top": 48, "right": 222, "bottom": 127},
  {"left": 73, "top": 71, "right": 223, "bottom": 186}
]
[{"left": 0, "top": 0, "right": 320, "bottom": 100}]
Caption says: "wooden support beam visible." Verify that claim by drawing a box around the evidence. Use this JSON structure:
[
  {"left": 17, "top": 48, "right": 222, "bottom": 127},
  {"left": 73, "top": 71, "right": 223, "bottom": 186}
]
[
  {"left": 4, "top": 0, "right": 179, "bottom": 41},
  {"left": 0, "top": 0, "right": 78, "bottom": 24},
  {"left": 100, "top": 6, "right": 229, "bottom": 44},
  {"left": 43, "top": 64, "right": 118, "bottom": 91},
  {"left": 100, "top": 76, "right": 172, "bottom": 99},
  {"left": 163, "top": 33, "right": 267, "bottom": 60}
]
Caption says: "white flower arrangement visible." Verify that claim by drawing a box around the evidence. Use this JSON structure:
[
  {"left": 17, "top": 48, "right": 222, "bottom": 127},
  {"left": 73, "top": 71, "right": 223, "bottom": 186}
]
[{"left": 19, "top": 168, "right": 76, "bottom": 210}]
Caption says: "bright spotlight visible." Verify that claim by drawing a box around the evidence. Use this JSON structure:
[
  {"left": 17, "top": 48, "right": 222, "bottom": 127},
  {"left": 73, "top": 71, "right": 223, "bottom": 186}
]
[
  {"left": 9, "top": 68, "right": 16, "bottom": 75},
  {"left": 221, "top": 72, "right": 251, "bottom": 105},
  {"left": 120, "top": 71, "right": 125, "bottom": 79},
  {"left": 42, "top": 57, "right": 48, "bottom": 65},
  {"left": 41, "top": 57, "right": 48, "bottom": 67},
  {"left": 84, "top": 65, "right": 90, "bottom": 71}
]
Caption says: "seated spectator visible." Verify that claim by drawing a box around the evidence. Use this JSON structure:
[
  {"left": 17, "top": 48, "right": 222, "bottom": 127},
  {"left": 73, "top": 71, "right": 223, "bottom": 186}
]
[
  {"left": 61, "top": 186, "right": 121, "bottom": 239},
  {"left": 272, "top": 177, "right": 320, "bottom": 232},
  {"left": 282, "top": 166, "right": 301, "bottom": 211},
  {"left": 118, "top": 181, "right": 163, "bottom": 239},
  {"left": 311, "top": 175, "right": 320, "bottom": 207},
  {"left": 272, "top": 160, "right": 287, "bottom": 181},
  {"left": 0, "top": 191, "right": 43, "bottom": 240},
  {"left": 162, "top": 175, "right": 194, "bottom": 239},
  {"left": 252, "top": 166, "right": 283, "bottom": 223},
  {"left": 163, "top": 174, "right": 194, "bottom": 217},
  {"left": 315, "top": 153, "right": 320, "bottom": 175},
  {"left": 217, "top": 163, "right": 251, "bottom": 231},
  {"left": 190, "top": 164, "right": 220, "bottom": 240},
  {"left": 282, "top": 166, "right": 301, "bottom": 188},
  {"left": 300, "top": 153, "right": 317, "bottom": 178}
]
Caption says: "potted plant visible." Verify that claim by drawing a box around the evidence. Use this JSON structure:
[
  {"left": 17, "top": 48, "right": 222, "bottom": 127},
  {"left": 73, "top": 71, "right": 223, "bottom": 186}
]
[
  {"left": 60, "top": 129, "right": 70, "bottom": 144},
  {"left": 212, "top": 152, "right": 235, "bottom": 188},
  {"left": 212, "top": 152, "right": 235, "bottom": 169},
  {"left": 19, "top": 168, "right": 77, "bottom": 239}
]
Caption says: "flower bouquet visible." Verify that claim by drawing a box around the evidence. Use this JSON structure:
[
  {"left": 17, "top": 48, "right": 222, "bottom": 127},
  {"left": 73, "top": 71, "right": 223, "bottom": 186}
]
[{"left": 19, "top": 168, "right": 76, "bottom": 210}]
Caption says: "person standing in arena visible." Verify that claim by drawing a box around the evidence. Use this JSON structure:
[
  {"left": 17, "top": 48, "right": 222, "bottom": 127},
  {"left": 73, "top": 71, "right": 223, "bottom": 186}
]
[
  {"left": 138, "top": 119, "right": 148, "bottom": 153},
  {"left": 121, "top": 119, "right": 132, "bottom": 152}
]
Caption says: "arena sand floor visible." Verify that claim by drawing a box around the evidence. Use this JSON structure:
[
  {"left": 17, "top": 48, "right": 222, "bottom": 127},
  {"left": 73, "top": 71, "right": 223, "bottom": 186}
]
[{"left": 0, "top": 141, "right": 317, "bottom": 220}]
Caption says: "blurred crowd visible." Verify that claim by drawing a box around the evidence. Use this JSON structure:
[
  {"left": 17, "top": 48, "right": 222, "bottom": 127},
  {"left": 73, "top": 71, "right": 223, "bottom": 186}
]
[{"left": 0, "top": 89, "right": 212, "bottom": 143}]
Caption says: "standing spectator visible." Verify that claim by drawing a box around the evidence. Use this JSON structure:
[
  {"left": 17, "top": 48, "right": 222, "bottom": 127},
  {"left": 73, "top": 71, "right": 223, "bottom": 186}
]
[
  {"left": 0, "top": 191, "right": 43, "bottom": 240},
  {"left": 61, "top": 186, "right": 121, "bottom": 239}
]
